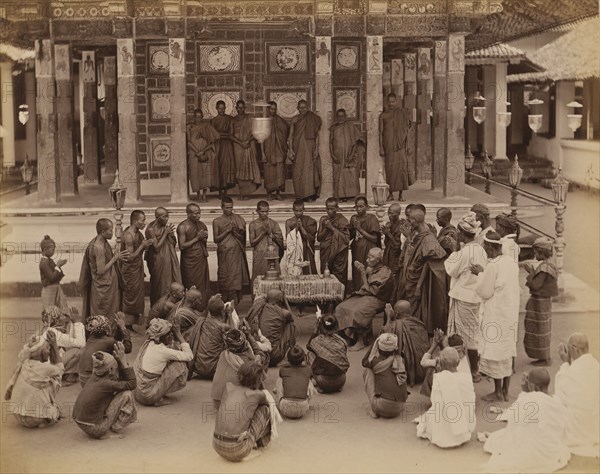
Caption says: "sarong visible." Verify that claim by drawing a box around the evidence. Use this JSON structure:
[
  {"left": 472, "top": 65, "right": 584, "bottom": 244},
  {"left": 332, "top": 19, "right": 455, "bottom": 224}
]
[
  {"left": 213, "top": 405, "right": 271, "bottom": 462},
  {"left": 41, "top": 284, "right": 68, "bottom": 311},
  {"left": 62, "top": 348, "right": 82, "bottom": 376},
  {"left": 313, "top": 374, "right": 346, "bottom": 393},
  {"left": 523, "top": 296, "right": 552, "bottom": 361},
  {"left": 134, "top": 362, "right": 188, "bottom": 406},
  {"left": 479, "top": 358, "right": 512, "bottom": 379},
  {"left": 447, "top": 298, "right": 480, "bottom": 350},
  {"left": 76, "top": 391, "right": 138, "bottom": 439},
  {"left": 15, "top": 414, "right": 58, "bottom": 428},
  {"left": 363, "top": 368, "right": 404, "bottom": 418}
]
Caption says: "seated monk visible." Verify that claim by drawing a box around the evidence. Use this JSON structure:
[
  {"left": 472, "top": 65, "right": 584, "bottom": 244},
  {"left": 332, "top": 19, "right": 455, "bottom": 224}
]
[
  {"left": 481, "top": 368, "right": 570, "bottom": 473},
  {"left": 382, "top": 300, "right": 430, "bottom": 386},
  {"left": 73, "top": 342, "right": 138, "bottom": 439},
  {"left": 306, "top": 315, "right": 349, "bottom": 393},
  {"left": 5, "top": 332, "right": 64, "bottom": 428},
  {"left": 133, "top": 318, "right": 193, "bottom": 406},
  {"left": 246, "top": 289, "right": 297, "bottom": 367},
  {"left": 213, "top": 361, "right": 282, "bottom": 462},
  {"left": 335, "top": 248, "right": 393, "bottom": 351},
  {"left": 187, "top": 295, "right": 231, "bottom": 379},
  {"left": 362, "top": 333, "right": 408, "bottom": 419},
  {"left": 146, "top": 282, "right": 185, "bottom": 326},
  {"left": 167, "top": 287, "right": 204, "bottom": 341},
  {"left": 211, "top": 329, "right": 262, "bottom": 409}
]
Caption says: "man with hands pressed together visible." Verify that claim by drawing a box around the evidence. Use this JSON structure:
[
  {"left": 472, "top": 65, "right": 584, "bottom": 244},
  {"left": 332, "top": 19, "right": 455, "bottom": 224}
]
[{"left": 178, "top": 203, "right": 210, "bottom": 303}]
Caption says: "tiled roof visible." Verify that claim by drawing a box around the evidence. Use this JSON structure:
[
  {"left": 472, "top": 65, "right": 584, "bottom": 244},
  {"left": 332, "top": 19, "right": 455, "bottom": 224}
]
[
  {"left": 507, "top": 17, "right": 600, "bottom": 83},
  {"left": 466, "top": 43, "right": 526, "bottom": 60}
]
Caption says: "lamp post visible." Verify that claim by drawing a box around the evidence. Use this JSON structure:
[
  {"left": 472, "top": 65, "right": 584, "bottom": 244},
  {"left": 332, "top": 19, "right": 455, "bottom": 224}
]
[
  {"left": 481, "top": 149, "right": 493, "bottom": 195},
  {"left": 371, "top": 168, "right": 389, "bottom": 224},
  {"left": 464, "top": 145, "right": 475, "bottom": 185},
  {"left": 108, "top": 171, "right": 127, "bottom": 249},
  {"left": 551, "top": 167, "right": 569, "bottom": 299},
  {"left": 20, "top": 154, "right": 34, "bottom": 195},
  {"left": 507, "top": 154, "right": 523, "bottom": 217}
]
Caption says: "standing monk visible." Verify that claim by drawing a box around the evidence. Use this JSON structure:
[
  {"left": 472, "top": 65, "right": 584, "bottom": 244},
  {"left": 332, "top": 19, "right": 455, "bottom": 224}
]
[
  {"left": 177, "top": 203, "right": 210, "bottom": 301},
  {"left": 263, "top": 101, "right": 289, "bottom": 201},
  {"left": 329, "top": 108, "right": 364, "bottom": 200},
  {"left": 349, "top": 196, "right": 381, "bottom": 293},
  {"left": 145, "top": 207, "right": 181, "bottom": 307},
  {"left": 317, "top": 197, "right": 350, "bottom": 289},
  {"left": 284, "top": 200, "right": 318, "bottom": 275},
  {"left": 121, "top": 211, "right": 152, "bottom": 330},
  {"left": 210, "top": 100, "right": 236, "bottom": 198},
  {"left": 436, "top": 208, "right": 458, "bottom": 257},
  {"left": 187, "top": 109, "right": 220, "bottom": 202},
  {"left": 231, "top": 100, "right": 260, "bottom": 200},
  {"left": 289, "top": 100, "right": 322, "bottom": 201},
  {"left": 79, "top": 219, "right": 129, "bottom": 322},
  {"left": 213, "top": 197, "right": 250, "bottom": 304},
  {"left": 382, "top": 203, "right": 403, "bottom": 287},
  {"left": 379, "top": 93, "right": 413, "bottom": 201},
  {"left": 249, "top": 201, "right": 284, "bottom": 281}
]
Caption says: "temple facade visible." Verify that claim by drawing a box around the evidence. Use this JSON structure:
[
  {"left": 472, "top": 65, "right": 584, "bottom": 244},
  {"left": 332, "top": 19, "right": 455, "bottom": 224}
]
[{"left": 1, "top": 0, "right": 594, "bottom": 204}]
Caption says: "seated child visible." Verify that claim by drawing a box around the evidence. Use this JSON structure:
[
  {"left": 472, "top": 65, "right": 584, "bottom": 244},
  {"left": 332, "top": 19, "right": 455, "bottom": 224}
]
[{"left": 274, "top": 345, "right": 315, "bottom": 419}]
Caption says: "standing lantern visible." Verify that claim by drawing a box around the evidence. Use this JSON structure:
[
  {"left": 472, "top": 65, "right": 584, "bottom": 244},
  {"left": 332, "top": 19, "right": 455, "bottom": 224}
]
[
  {"left": 551, "top": 167, "right": 569, "bottom": 299},
  {"left": 20, "top": 154, "right": 34, "bottom": 195},
  {"left": 464, "top": 146, "right": 475, "bottom": 185},
  {"left": 480, "top": 150, "right": 493, "bottom": 195},
  {"left": 108, "top": 171, "right": 127, "bottom": 248},
  {"left": 371, "top": 169, "right": 389, "bottom": 230},
  {"left": 507, "top": 154, "right": 523, "bottom": 217}
]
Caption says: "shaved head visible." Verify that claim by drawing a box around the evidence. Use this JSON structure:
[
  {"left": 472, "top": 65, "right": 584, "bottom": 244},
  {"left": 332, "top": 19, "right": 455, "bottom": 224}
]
[
  {"left": 368, "top": 248, "right": 383, "bottom": 261},
  {"left": 568, "top": 333, "right": 589, "bottom": 353},
  {"left": 528, "top": 368, "right": 551, "bottom": 390},
  {"left": 170, "top": 282, "right": 184, "bottom": 293},
  {"left": 437, "top": 208, "right": 452, "bottom": 220},
  {"left": 389, "top": 203, "right": 402, "bottom": 213},
  {"left": 393, "top": 300, "right": 411, "bottom": 318},
  {"left": 267, "top": 288, "right": 283, "bottom": 304},
  {"left": 410, "top": 209, "right": 425, "bottom": 223},
  {"left": 187, "top": 287, "right": 202, "bottom": 301},
  {"left": 155, "top": 207, "right": 168, "bottom": 217}
]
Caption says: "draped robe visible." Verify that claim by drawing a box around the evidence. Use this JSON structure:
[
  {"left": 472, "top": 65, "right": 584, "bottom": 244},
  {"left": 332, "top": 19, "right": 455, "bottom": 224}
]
[
  {"left": 145, "top": 221, "right": 182, "bottom": 307},
  {"left": 120, "top": 226, "right": 145, "bottom": 324},
  {"left": 232, "top": 114, "right": 261, "bottom": 195},
  {"left": 177, "top": 218, "right": 210, "bottom": 299},
  {"left": 213, "top": 214, "right": 250, "bottom": 293},
  {"left": 210, "top": 114, "right": 236, "bottom": 189},
  {"left": 187, "top": 121, "right": 220, "bottom": 191},
  {"left": 349, "top": 213, "right": 381, "bottom": 293},
  {"left": 263, "top": 114, "right": 289, "bottom": 192},
  {"left": 379, "top": 107, "right": 414, "bottom": 191},
  {"left": 329, "top": 121, "right": 364, "bottom": 199},
  {"left": 382, "top": 317, "right": 430, "bottom": 386},
  {"left": 290, "top": 111, "right": 322, "bottom": 199},
  {"left": 249, "top": 218, "right": 284, "bottom": 280},
  {"left": 187, "top": 316, "right": 229, "bottom": 379},
  {"left": 317, "top": 213, "right": 350, "bottom": 289},
  {"left": 382, "top": 219, "right": 403, "bottom": 276},
  {"left": 285, "top": 215, "right": 318, "bottom": 274}
]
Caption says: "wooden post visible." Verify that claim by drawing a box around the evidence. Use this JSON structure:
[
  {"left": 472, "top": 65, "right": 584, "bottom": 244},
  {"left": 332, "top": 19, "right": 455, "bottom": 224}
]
[
  {"left": 366, "top": 36, "right": 384, "bottom": 202},
  {"left": 82, "top": 50, "right": 99, "bottom": 184},
  {"left": 404, "top": 53, "right": 417, "bottom": 186},
  {"left": 315, "top": 36, "right": 333, "bottom": 197},
  {"left": 416, "top": 47, "right": 432, "bottom": 182},
  {"left": 432, "top": 41, "right": 447, "bottom": 189},
  {"left": 169, "top": 38, "right": 188, "bottom": 204},
  {"left": 103, "top": 56, "right": 118, "bottom": 174}
]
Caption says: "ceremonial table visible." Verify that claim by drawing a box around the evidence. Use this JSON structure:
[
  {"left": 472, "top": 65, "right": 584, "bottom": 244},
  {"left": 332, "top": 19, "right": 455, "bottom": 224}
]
[{"left": 253, "top": 275, "right": 345, "bottom": 304}]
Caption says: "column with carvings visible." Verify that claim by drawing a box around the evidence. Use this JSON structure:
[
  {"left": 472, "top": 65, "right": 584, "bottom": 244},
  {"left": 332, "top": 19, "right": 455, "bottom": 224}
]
[
  {"left": 494, "top": 62, "right": 508, "bottom": 160},
  {"left": 365, "top": 36, "right": 384, "bottom": 201},
  {"left": 169, "top": 38, "right": 188, "bottom": 204},
  {"left": 383, "top": 62, "right": 391, "bottom": 98},
  {"left": 117, "top": 39, "right": 140, "bottom": 203},
  {"left": 444, "top": 34, "right": 466, "bottom": 197},
  {"left": 315, "top": 35, "right": 333, "bottom": 197},
  {"left": 416, "top": 47, "right": 432, "bottom": 182},
  {"left": 103, "top": 57, "right": 119, "bottom": 174},
  {"left": 35, "top": 40, "right": 60, "bottom": 202},
  {"left": 54, "top": 44, "right": 76, "bottom": 195},
  {"left": 82, "top": 50, "right": 99, "bottom": 184},
  {"left": 391, "top": 59, "right": 404, "bottom": 100},
  {"left": 432, "top": 40, "right": 447, "bottom": 189},
  {"left": 403, "top": 53, "right": 417, "bottom": 186}
]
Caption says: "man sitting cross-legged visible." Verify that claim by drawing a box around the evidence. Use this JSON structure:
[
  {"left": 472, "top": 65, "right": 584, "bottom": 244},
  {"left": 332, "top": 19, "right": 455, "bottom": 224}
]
[
  {"left": 146, "top": 282, "right": 185, "bottom": 325},
  {"left": 335, "top": 248, "right": 393, "bottom": 351}
]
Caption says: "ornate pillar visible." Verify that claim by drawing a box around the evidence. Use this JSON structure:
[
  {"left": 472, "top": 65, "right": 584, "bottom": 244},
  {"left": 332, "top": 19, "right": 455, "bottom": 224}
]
[
  {"left": 432, "top": 40, "right": 447, "bottom": 189},
  {"left": 391, "top": 59, "right": 404, "bottom": 100},
  {"left": 444, "top": 34, "right": 466, "bottom": 197},
  {"left": 482, "top": 64, "right": 496, "bottom": 156},
  {"left": 103, "top": 57, "right": 118, "bottom": 174},
  {"left": 416, "top": 47, "right": 432, "bottom": 182},
  {"left": 315, "top": 36, "right": 333, "bottom": 197},
  {"left": 82, "top": 50, "right": 99, "bottom": 184},
  {"left": 494, "top": 62, "right": 508, "bottom": 160},
  {"left": 383, "top": 62, "right": 392, "bottom": 97},
  {"left": 0, "top": 62, "right": 15, "bottom": 168},
  {"left": 404, "top": 53, "right": 417, "bottom": 185},
  {"left": 34, "top": 40, "right": 60, "bottom": 202},
  {"left": 117, "top": 39, "right": 140, "bottom": 203},
  {"left": 54, "top": 44, "right": 76, "bottom": 195},
  {"left": 366, "top": 36, "right": 384, "bottom": 202},
  {"left": 465, "top": 66, "right": 479, "bottom": 152},
  {"left": 169, "top": 38, "right": 188, "bottom": 204}
]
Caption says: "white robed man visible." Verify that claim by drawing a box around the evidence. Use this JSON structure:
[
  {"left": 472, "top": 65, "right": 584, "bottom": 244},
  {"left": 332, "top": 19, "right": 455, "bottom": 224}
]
[
  {"left": 481, "top": 367, "right": 571, "bottom": 473},
  {"left": 554, "top": 333, "right": 600, "bottom": 458}
]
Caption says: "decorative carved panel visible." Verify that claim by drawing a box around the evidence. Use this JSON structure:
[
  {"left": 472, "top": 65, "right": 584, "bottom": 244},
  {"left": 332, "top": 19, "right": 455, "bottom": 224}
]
[
  {"left": 366, "top": 15, "right": 386, "bottom": 35},
  {"left": 200, "top": 91, "right": 241, "bottom": 118},
  {"left": 266, "top": 89, "right": 311, "bottom": 119},
  {"left": 366, "top": 36, "right": 382, "bottom": 74},
  {"left": 334, "top": 42, "right": 361, "bottom": 72},
  {"left": 266, "top": 43, "right": 310, "bottom": 74},
  {"left": 334, "top": 87, "right": 360, "bottom": 120},
  {"left": 197, "top": 43, "right": 243, "bottom": 74},
  {"left": 149, "top": 137, "right": 171, "bottom": 170},
  {"left": 388, "top": 1, "right": 445, "bottom": 14},
  {"left": 315, "top": 37, "right": 332, "bottom": 75},
  {"left": 334, "top": 16, "right": 365, "bottom": 36},
  {"left": 386, "top": 15, "right": 447, "bottom": 36},
  {"left": 148, "top": 44, "right": 170, "bottom": 75},
  {"left": 334, "top": 0, "right": 367, "bottom": 14},
  {"left": 149, "top": 92, "right": 171, "bottom": 122}
]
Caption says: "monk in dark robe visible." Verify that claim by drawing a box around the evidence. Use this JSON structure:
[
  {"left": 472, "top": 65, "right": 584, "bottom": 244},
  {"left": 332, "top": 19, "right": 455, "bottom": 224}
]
[
  {"left": 187, "top": 108, "right": 220, "bottom": 202},
  {"left": 329, "top": 108, "right": 364, "bottom": 200},
  {"left": 382, "top": 300, "right": 430, "bottom": 386},
  {"left": 436, "top": 207, "right": 458, "bottom": 256},
  {"left": 78, "top": 219, "right": 128, "bottom": 321},
  {"left": 177, "top": 203, "right": 210, "bottom": 303},
  {"left": 145, "top": 207, "right": 182, "bottom": 307},
  {"left": 317, "top": 197, "right": 350, "bottom": 290},
  {"left": 349, "top": 196, "right": 381, "bottom": 293},
  {"left": 246, "top": 289, "right": 297, "bottom": 367},
  {"left": 379, "top": 93, "right": 414, "bottom": 201},
  {"left": 289, "top": 100, "right": 322, "bottom": 200},
  {"left": 187, "top": 295, "right": 231, "bottom": 379},
  {"left": 210, "top": 100, "right": 236, "bottom": 197},
  {"left": 335, "top": 248, "right": 394, "bottom": 351},
  {"left": 399, "top": 208, "right": 448, "bottom": 334},
  {"left": 121, "top": 211, "right": 152, "bottom": 329},
  {"left": 167, "top": 287, "right": 204, "bottom": 341},
  {"left": 212, "top": 197, "right": 250, "bottom": 304},
  {"left": 284, "top": 200, "right": 318, "bottom": 275},
  {"left": 382, "top": 203, "right": 403, "bottom": 290},
  {"left": 231, "top": 100, "right": 260, "bottom": 200},
  {"left": 147, "top": 282, "right": 185, "bottom": 324},
  {"left": 263, "top": 101, "right": 289, "bottom": 200},
  {"left": 249, "top": 201, "right": 284, "bottom": 281}
]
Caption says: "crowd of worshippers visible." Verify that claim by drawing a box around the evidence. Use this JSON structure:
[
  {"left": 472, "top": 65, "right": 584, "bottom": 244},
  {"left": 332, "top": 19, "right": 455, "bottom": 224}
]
[{"left": 5, "top": 197, "right": 599, "bottom": 467}]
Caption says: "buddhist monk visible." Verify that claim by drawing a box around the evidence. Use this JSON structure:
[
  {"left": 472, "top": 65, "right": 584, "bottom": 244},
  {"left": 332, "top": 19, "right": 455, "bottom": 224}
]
[
  {"left": 381, "top": 203, "right": 403, "bottom": 284},
  {"left": 249, "top": 201, "right": 284, "bottom": 281},
  {"left": 147, "top": 282, "right": 185, "bottom": 323},
  {"left": 145, "top": 207, "right": 182, "bottom": 307},
  {"left": 177, "top": 203, "right": 210, "bottom": 302},
  {"left": 329, "top": 108, "right": 364, "bottom": 200},
  {"left": 167, "top": 287, "right": 204, "bottom": 341},
  {"left": 349, "top": 196, "right": 381, "bottom": 293},
  {"left": 284, "top": 200, "right": 318, "bottom": 275},
  {"left": 187, "top": 108, "right": 220, "bottom": 202},
  {"left": 210, "top": 100, "right": 236, "bottom": 198},
  {"left": 263, "top": 101, "right": 289, "bottom": 201},
  {"left": 317, "top": 197, "right": 350, "bottom": 290},
  {"left": 436, "top": 208, "right": 458, "bottom": 256},
  {"left": 232, "top": 100, "right": 260, "bottom": 200}
]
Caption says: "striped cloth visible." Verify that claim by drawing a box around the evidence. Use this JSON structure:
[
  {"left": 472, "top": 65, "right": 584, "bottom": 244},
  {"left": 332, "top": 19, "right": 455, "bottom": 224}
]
[
  {"left": 253, "top": 275, "right": 345, "bottom": 303},
  {"left": 76, "top": 391, "right": 138, "bottom": 439},
  {"left": 447, "top": 299, "right": 480, "bottom": 350},
  {"left": 213, "top": 405, "right": 271, "bottom": 462},
  {"left": 523, "top": 296, "right": 552, "bottom": 361}
]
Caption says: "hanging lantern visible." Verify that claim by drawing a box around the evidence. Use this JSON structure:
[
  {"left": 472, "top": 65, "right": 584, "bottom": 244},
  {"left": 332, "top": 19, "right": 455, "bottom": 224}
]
[
  {"left": 551, "top": 167, "right": 569, "bottom": 204},
  {"left": 371, "top": 169, "right": 389, "bottom": 207},
  {"left": 251, "top": 100, "right": 272, "bottom": 144},
  {"left": 473, "top": 106, "right": 486, "bottom": 124},
  {"left": 508, "top": 154, "right": 523, "bottom": 188},
  {"left": 528, "top": 114, "right": 543, "bottom": 133},
  {"left": 566, "top": 101, "right": 583, "bottom": 133},
  {"left": 18, "top": 104, "right": 29, "bottom": 125},
  {"left": 497, "top": 111, "right": 512, "bottom": 128},
  {"left": 108, "top": 170, "right": 127, "bottom": 211}
]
